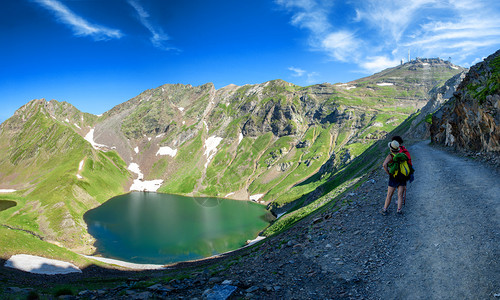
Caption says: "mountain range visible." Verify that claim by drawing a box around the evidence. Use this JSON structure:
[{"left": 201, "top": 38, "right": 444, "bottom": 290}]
[{"left": 0, "top": 58, "right": 466, "bottom": 254}]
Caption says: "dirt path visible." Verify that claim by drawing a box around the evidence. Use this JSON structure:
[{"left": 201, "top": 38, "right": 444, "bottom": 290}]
[{"left": 372, "top": 141, "right": 500, "bottom": 299}]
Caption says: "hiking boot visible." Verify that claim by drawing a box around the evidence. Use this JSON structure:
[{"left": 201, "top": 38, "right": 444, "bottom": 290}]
[
  {"left": 396, "top": 209, "right": 403, "bottom": 215},
  {"left": 380, "top": 209, "right": 388, "bottom": 216}
]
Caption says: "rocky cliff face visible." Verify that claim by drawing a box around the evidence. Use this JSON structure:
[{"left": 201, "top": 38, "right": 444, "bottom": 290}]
[
  {"left": 431, "top": 50, "right": 500, "bottom": 154},
  {"left": 408, "top": 71, "right": 466, "bottom": 139}
]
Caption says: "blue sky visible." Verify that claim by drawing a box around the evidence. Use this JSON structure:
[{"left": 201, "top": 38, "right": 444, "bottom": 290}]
[{"left": 1, "top": 0, "right": 500, "bottom": 122}]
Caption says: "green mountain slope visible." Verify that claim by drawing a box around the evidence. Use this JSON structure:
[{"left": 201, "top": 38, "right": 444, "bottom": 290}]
[{"left": 0, "top": 100, "right": 131, "bottom": 252}]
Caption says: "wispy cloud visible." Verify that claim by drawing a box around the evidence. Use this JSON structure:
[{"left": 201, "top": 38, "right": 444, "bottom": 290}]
[
  {"left": 34, "top": 0, "right": 123, "bottom": 40},
  {"left": 321, "top": 31, "right": 361, "bottom": 62},
  {"left": 277, "top": 0, "right": 500, "bottom": 73},
  {"left": 288, "top": 66, "right": 319, "bottom": 83},
  {"left": 127, "top": 0, "right": 175, "bottom": 51},
  {"left": 288, "top": 66, "right": 306, "bottom": 77}
]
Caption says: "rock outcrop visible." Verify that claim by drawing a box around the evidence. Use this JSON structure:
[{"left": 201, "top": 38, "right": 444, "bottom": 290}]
[
  {"left": 408, "top": 71, "right": 466, "bottom": 139},
  {"left": 431, "top": 50, "right": 500, "bottom": 154}
]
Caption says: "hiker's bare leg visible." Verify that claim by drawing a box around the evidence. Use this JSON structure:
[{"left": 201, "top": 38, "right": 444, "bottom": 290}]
[
  {"left": 397, "top": 186, "right": 405, "bottom": 211},
  {"left": 384, "top": 186, "right": 395, "bottom": 210}
]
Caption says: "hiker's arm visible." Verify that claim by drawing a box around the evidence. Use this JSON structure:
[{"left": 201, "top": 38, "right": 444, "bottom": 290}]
[{"left": 383, "top": 155, "right": 392, "bottom": 175}]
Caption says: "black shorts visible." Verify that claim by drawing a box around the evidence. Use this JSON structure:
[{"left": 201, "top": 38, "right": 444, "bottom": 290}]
[{"left": 388, "top": 175, "right": 407, "bottom": 188}]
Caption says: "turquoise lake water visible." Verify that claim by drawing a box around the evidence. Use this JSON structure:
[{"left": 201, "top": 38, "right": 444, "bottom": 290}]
[{"left": 84, "top": 192, "right": 271, "bottom": 264}]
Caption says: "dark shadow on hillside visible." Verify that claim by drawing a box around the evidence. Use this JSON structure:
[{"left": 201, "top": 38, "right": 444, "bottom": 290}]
[{"left": 0, "top": 200, "right": 16, "bottom": 212}]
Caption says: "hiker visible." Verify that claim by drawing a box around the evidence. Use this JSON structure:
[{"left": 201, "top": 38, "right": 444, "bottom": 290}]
[
  {"left": 391, "top": 136, "right": 414, "bottom": 183},
  {"left": 381, "top": 140, "right": 409, "bottom": 215}
]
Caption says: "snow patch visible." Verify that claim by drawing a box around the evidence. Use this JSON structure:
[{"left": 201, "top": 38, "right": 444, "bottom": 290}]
[
  {"left": 249, "top": 194, "right": 264, "bottom": 202},
  {"left": 134, "top": 146, "right": 139, "bottom": 154},
  {"left": 377, "top": 83, "right": 394, "bottom": 86},
  {"left": 128, "top": 163, "right": 143, "bottom": 179},
  {"left": 76, "top": 159, "right": 84, "bottom": 179},
  {"left": 127, "top": 163, "right": 163, "bottom": 192},
  {"left": 451, "top": 65, "right": 459, "bottom": 70},
  {"left": 178, "top": 107, "right": 184, "bottom": 112},
  {"left": 238, "top": 133, "right": 243, "bottom": 145},
  {"left": 74, "top": 123, "right": 81, "bottom": 129},
  {"left": 345, "top": 86, "right": 356, "bottom": 90},
  {"left": 5, "top": 254, "right": 82, "bottom": 275},
  {"left": 65, "top": 118, "right": 69, "bottom": 123},
  {"left": 277, "top": 211, "right": 287, "bottom": 219},
  {"left": 82, "top": 255, "right": 166, "bottom": 270},
  {"left": 373, "top": 122, "right": 383, "bottom": 127},
  {"left": 225, "top": 192, "right": 235, "bottom": 198},
  {"left": 84, "top": 129, "right": 109, "bottom": 150},
  {"left": 0, "top": 189, "right": 16, "bottom": 193},
  {"left": 246, "top": 236, "right": 266, "bottom": 246},
  {"left": 148, "top": 137, "right": 152, "bottom": 141},
  {"left": 204, "top": 136, "right": 223, "bottom": 168},
  {"left": 130, "top": 179, "right": 163, "bottom": 192},
  {"left": 156, "top": 146, "right": 177, "bottom": 157}
]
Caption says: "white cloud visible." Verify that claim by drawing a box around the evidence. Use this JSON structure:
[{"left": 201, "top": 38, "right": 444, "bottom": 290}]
[
  {"left": 288, "top": 66, "right": 306, "bottom": 77},
  {"left": 277, "top": 0, "right": 500, "bottom": 74},
  {"left": 360, "top": 56, "right": 400, "bottom": 74},
  {"left": 34, "top": 0, "right": 123, "bottom": 40},
  {"left": 288, "top": 66, "right": 320, "bottom": 84},
  {"left": 306, "top": 71, "right": 320, "bottom": 84},
  {"left": 127, "top": 0, "right": 175, "bottom": 51},
  {"left": 276, "top": 0, "right": 332, "bottom": 38},
  {"left": 321, "top": 31, "right": 361, "bottom": 62}
]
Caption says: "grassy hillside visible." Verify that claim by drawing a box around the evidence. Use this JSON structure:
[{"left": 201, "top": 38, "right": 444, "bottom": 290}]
[{"left": 0, "top": 100, "right": 131, "bottom": 253}]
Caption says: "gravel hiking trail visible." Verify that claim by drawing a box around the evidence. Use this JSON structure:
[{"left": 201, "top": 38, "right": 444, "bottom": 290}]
[{"left": 372, "top": 141, "right": 500, "bottom": 299}]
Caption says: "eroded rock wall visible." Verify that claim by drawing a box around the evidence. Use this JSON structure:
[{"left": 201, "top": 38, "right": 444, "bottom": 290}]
[{"left": 431, "top": 50, "right": 500, "bottom": 153}]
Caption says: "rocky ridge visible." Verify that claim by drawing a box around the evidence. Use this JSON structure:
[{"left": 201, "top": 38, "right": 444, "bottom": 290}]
[
  {"left": 407, "top": 71, "right": 466, "bottom": 139},
  {"left": 431, "top": 49, "right": 500, "bottom": 154}
]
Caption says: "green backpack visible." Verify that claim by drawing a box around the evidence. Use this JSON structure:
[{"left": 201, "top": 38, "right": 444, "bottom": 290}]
[{"left": 389, "top": 152, "right": 411, "bottom": 178}]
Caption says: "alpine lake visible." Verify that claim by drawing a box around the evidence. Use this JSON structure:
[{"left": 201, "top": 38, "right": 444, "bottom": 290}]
[{"left": 84, "top": 192, "right": 273, "bottom": 265}]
